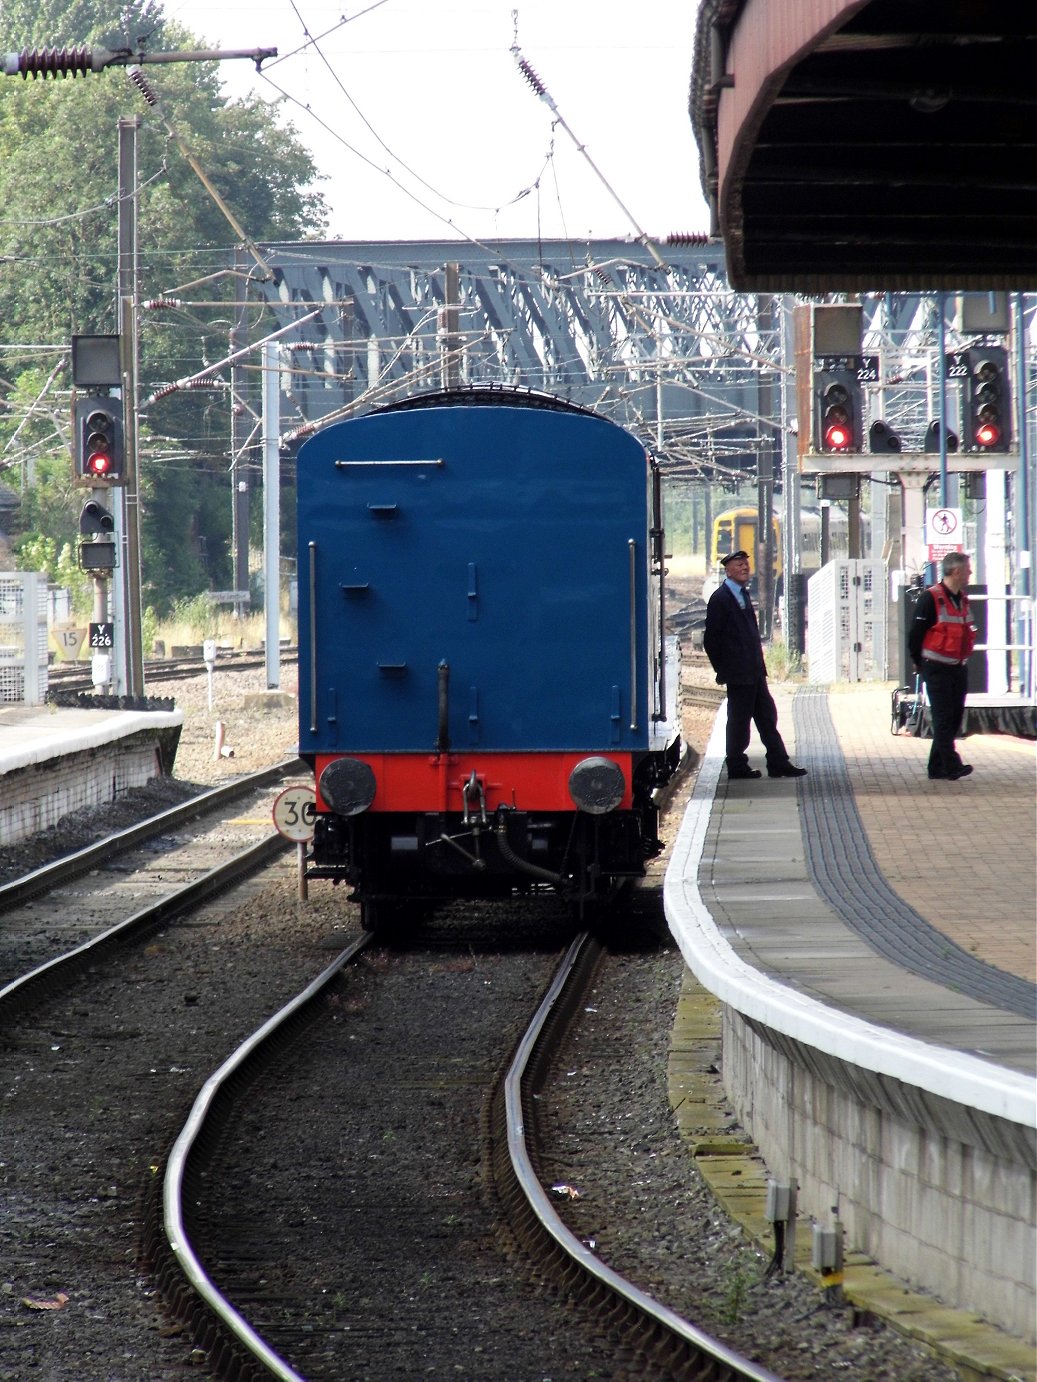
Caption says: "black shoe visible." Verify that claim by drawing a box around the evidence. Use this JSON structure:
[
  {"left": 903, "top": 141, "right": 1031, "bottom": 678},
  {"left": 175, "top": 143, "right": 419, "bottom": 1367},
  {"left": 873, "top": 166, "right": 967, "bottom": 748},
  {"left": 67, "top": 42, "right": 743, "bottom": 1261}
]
[
  {"left": 728, "top": 768, "right": 762, "bottom": 780},
  {"left": 948, "top": 764, "right": 973, "bottom": 780},
  {"left": 928, "top": 770, "right": 947, "bottom": 780},
  {"left": 768, "top": 764, "right": 807, "bottom": 778}
]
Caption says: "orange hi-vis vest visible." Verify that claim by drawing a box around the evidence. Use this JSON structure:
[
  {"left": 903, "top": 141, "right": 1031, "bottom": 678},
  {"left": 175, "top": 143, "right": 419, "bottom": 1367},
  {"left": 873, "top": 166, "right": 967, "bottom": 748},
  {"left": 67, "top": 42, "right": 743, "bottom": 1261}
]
[{"left": 921, "top": 583, "right": 976, "bottom": 665}]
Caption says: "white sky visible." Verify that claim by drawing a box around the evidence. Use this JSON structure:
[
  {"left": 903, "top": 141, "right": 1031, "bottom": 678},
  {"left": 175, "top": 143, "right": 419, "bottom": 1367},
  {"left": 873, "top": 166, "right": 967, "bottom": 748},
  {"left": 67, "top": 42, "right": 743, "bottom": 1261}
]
[{"left": 163, "top": 0, "right": 708, "bottom": 244}]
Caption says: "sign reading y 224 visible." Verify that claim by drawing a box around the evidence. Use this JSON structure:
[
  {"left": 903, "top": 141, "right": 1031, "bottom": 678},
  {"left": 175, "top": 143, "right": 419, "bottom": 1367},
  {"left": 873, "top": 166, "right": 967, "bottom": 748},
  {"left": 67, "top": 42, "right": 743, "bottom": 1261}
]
[{"left": 272, "top": 785, "right": 317, "bottom": 841}]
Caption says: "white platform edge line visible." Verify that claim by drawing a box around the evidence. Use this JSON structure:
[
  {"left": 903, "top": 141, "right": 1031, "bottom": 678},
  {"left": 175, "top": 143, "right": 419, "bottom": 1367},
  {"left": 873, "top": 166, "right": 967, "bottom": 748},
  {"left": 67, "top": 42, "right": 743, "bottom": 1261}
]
[{"left": 663, "top": 700, "right": 1037, "bottom": 1129}]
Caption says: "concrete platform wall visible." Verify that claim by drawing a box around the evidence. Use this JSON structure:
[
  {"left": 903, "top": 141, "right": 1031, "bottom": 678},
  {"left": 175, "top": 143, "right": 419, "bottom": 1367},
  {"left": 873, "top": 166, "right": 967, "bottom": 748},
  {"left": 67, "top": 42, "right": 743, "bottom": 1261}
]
[
  {"left": 1, "top": 733, "right": 165, "bottom": 845},
  {"left": 723, "top": 1007, "right": 1037, "bottom": 1342}
]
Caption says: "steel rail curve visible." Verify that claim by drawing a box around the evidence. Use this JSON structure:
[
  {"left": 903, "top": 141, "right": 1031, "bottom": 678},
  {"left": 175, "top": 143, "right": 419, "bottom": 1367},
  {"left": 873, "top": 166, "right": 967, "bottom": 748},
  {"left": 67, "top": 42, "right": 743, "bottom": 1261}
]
[
  {"left": 154, "top": 933, "right": 373, "bottom": 1381},
  {"left": 500, "top": 931, "right": 785, "bottom": 1382},
  {"left": 149, "top": 931, "right": 784, "bottom": 1380}
]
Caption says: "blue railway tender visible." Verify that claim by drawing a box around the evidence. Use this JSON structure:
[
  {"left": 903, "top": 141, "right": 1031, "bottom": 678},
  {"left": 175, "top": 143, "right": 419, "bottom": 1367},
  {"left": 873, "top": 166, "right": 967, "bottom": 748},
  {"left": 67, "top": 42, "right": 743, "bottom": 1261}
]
[{"left": 297, "top": 388, "right": 681, "bottom": 926}]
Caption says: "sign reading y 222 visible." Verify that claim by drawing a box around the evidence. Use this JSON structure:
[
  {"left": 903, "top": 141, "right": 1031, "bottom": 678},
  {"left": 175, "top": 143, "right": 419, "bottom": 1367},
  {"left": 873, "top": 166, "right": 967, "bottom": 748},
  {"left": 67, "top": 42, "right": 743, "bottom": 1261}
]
[{"left": 272, "top": 785, "right": 317, "bottom": 841}]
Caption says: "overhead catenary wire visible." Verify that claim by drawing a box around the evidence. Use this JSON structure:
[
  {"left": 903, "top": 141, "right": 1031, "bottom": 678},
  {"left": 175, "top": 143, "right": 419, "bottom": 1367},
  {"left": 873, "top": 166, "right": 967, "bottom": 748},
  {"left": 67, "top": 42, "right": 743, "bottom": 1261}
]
[
  {"left": 277, "top": 0, "right": 531, "bottom": 217},
  {"left": 511, "top": 44, "right": 668, "bottom": 272},
  {"left": 126, "top": 64, "right": 274, "bottom": 281}
]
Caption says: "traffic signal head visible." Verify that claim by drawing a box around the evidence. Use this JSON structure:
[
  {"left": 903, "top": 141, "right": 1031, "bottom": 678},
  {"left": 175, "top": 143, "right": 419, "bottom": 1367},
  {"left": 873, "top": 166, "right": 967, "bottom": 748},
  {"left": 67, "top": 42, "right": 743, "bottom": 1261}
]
[
  {"left": 79, "top": 499, "right": 114, "bottom": 535},
  {"left": 924, "top": 420, "right": 959, "bottom": 453},
  {"left": 78, "top": 497, "right": 116, "bottom": 571},
  {"left": 964, "top": 347, "right": 1010, "bottom": 453},
  {"left": 814, "top": 368, "right": 860, "bottom": 453},
  {"left": 73, "top": 395, "right": 122, "bottom": 485},
  {"left": 869, "top": 420, "right": 901, "bottom": 453}
]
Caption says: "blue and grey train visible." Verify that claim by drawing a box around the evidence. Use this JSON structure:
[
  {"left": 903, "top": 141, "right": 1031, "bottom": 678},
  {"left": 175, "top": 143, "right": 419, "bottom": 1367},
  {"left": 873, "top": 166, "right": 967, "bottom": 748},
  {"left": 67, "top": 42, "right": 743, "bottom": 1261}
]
[{"left": 296, "top": 387, "right": 682, "bottom": 927}]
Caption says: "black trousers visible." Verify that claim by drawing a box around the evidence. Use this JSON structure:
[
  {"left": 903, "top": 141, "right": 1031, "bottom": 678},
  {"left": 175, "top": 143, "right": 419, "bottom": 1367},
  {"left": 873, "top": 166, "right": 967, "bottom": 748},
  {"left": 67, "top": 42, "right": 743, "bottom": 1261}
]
[
  {"left": 725, "top": 678, "right": 791, "bottom": 773},
  {"left": 920, "top": 661, "right": 968, "bottom": 776}
]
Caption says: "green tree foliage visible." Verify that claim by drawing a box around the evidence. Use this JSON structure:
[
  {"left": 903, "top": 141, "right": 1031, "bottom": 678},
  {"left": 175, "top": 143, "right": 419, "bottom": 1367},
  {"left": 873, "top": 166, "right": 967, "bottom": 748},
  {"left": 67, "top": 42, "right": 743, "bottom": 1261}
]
[{"left": 0, "top": 0, "right": 325, "bottom": 610}]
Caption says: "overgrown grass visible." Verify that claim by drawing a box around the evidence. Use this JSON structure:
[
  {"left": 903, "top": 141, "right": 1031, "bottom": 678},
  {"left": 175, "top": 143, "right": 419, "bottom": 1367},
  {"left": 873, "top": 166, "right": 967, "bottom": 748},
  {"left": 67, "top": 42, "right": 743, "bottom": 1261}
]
[
  {"left": 764, "top": 635, "right": 805, "bottom": 682},
  {"left": 151, "top": 597, "right": 295, "bottom": 655}
]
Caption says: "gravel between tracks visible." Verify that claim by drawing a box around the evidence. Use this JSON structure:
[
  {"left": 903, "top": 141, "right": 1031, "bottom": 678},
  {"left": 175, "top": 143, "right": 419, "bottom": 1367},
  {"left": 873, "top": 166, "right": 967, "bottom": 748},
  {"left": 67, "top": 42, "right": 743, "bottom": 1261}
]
[{"left": 0, "top": 657, "right": 960, "bottom": 1379}]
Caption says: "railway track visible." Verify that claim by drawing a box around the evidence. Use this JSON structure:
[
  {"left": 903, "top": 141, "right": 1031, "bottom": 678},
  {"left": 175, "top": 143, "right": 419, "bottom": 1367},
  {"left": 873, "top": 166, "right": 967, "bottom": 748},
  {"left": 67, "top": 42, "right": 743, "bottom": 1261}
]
[
  {"left": 148, "top": 916, "right": 780, "bottom": 1381},
  {"left": 0, "top": 761, "right": 303, "bottom": 999},
  {"left": 0, "top": 781, "right": 956, "bottom": 1380},
  {"left": 683, "top": 683, "right": 726, "bottom": 709},
  {"left": 0, "top": 779, "right": 327, "bottom": 1380},
  {"left": 46, "top": 648, "right": 299, "bottom": 697}
]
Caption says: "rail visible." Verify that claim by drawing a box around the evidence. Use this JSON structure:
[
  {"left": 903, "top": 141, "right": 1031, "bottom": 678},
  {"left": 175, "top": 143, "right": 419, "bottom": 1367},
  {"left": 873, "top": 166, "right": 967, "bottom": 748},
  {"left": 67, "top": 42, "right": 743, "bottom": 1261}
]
[
  {"left": 501, "top": 931, "right": 784, "bottom": 1382},
  {"left": 159, "top": 934, "right": 372, "bottom": 1381}
]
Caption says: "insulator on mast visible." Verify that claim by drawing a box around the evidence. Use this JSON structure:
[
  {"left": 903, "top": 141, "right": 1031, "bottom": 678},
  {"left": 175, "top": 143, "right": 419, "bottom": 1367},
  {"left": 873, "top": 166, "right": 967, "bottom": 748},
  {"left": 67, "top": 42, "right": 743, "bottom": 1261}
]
[
  {"left": 4, "top": 46, "right": 93, "bottom": 79},
  {"left": 126, "top": 64, "right": 158, "bottom": 105},
  {"left": 516, "top": 56, "right": 547, "bottom": 99}
]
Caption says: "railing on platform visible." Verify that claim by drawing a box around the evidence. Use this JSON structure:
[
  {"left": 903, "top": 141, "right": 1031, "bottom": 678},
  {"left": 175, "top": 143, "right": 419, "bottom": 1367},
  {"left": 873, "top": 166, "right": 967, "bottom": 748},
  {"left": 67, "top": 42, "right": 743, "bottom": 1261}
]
[
  {"left": 0, "top": 572, "right": 49, "bottom": 705},
  {"left": 967, "top": 591, "right": 1035, "bottom": 703}
]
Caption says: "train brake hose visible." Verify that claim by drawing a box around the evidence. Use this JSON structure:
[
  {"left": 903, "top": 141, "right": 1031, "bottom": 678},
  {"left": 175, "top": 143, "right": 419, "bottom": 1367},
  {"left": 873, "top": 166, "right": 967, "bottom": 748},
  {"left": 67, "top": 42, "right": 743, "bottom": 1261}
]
[{"left": 494, "top": 818, "right": 566, "bottom": 885}]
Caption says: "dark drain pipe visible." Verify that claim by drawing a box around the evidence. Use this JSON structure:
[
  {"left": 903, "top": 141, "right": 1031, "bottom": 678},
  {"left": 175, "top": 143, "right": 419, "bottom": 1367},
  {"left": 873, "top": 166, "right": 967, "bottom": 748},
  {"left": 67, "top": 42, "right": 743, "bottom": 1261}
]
[{"left": 436, "top": 660, "right": 450, "bottom": 753}]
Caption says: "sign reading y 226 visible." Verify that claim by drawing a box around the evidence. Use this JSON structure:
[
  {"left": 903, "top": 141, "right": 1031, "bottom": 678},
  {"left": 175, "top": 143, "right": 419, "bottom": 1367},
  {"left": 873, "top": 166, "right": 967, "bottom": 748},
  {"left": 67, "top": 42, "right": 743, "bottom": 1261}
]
[{"left": 272, "top": 785, "right": 317, "bottom": 841}]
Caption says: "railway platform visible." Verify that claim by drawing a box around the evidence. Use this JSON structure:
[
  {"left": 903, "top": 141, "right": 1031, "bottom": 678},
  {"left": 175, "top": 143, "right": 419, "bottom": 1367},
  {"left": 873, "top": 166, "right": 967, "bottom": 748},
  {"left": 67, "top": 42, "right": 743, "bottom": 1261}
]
[
  {"left": 0, "top": 702, "right": 183, "bottom": 846},
  {"left": 664, "top": 681, "right": 1036, "bottom": 1379}
]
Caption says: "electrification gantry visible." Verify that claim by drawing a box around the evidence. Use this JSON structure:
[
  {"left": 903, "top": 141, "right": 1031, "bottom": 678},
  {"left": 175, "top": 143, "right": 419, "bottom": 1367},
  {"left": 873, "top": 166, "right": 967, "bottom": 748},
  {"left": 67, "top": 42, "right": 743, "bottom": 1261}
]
[{"left": 249, "top": 238, "right": 784, "bottom": 484}]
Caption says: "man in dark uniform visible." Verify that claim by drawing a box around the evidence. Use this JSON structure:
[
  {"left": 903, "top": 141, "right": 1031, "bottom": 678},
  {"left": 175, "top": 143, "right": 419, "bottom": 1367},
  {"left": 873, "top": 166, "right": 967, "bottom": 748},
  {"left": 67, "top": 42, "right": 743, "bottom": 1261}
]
[
  {"left": 908, "top": 551, "right": 976, "bottom": 780},
  {"left": 703, "top": 550, "right": 807, "bottom": 781}
]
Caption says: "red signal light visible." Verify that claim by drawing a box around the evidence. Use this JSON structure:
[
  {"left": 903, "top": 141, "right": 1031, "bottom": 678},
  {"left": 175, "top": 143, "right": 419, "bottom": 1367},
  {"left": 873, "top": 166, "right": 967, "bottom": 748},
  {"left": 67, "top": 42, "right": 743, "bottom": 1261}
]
[
  {"left": 816, "top": 376, "right": 857, "bottom": 453},
  {"left": 85, "top": 421, "right": 112, "bottom": 473},
  {"left": 75, "top": 402, "right": 121, "bottom": 485},
  {"left": 963, "top": 349, "right": 1010, "bottom": 454}
]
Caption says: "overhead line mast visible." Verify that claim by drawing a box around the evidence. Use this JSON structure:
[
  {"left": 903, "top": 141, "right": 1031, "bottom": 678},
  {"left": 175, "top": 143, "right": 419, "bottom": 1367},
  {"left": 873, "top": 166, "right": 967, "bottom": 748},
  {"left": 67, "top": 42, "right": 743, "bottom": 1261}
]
[
  {"left": 3, "top": 44, "right": 276, "bottom": 78},
  {"left": 5, "top": 38, "right": 280, "bottom": 697}
]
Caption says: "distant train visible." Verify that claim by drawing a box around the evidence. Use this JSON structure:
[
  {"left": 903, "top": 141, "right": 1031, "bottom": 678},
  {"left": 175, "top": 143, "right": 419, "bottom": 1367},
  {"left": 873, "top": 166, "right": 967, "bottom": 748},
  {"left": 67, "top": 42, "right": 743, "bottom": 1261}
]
[
  {"left": 296, "top": 387, "right": 683, "bottom": 928},
  {"left": 703, "top": 504, "right": 845, "bottom": 602}
]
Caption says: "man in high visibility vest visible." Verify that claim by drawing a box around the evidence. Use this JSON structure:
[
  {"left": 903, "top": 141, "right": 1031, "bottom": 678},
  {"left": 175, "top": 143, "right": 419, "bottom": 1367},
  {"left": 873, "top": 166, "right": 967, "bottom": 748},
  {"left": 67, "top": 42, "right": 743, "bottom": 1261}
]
[{"left": 908, "top": 551, "right": 977, "bottom": 781}]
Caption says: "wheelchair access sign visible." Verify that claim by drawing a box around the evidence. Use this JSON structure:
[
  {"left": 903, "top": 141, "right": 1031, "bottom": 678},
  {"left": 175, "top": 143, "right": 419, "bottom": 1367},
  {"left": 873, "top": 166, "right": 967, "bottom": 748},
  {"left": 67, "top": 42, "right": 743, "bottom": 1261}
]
[{"left": 272, "top": 785, "right": 317, "bottom": 841}]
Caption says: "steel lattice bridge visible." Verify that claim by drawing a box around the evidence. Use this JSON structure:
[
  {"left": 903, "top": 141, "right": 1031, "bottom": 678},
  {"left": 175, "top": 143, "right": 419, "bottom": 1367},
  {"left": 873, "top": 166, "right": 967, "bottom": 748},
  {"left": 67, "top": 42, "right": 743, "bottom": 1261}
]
[
  {"left": 248, "top": 238, "right": 778, "bottom": 483},
  {"left": 243, "top": 239, "right": 1033, "bottom": 486}
]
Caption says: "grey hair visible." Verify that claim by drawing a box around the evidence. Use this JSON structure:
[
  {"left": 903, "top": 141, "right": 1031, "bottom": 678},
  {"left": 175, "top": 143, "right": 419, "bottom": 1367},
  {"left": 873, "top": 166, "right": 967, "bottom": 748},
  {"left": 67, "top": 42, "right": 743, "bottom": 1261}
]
[{"left": 942, "top": 551, "right": 970, "bottom": 577}]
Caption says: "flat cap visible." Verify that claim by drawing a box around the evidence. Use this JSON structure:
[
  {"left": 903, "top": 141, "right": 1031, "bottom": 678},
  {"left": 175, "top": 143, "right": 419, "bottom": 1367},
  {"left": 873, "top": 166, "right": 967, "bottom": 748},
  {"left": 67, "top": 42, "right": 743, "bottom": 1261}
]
[{"left": 720, "top": 550, "right": 749, "bottom": 566}]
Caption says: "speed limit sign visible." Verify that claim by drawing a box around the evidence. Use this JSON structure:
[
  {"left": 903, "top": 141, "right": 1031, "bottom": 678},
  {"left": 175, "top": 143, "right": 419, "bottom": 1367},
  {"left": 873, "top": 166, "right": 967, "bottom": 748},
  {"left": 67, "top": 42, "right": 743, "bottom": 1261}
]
[{"left": 272, "top": 785, "right": 317, "bottom": 841}]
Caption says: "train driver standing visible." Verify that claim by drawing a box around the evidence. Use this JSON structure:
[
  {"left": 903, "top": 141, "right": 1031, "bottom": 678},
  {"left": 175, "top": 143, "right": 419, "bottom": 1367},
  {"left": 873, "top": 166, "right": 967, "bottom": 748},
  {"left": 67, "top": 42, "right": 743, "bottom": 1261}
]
[{"left": 703, "top": 550, "right": 808, "bottom": 782}]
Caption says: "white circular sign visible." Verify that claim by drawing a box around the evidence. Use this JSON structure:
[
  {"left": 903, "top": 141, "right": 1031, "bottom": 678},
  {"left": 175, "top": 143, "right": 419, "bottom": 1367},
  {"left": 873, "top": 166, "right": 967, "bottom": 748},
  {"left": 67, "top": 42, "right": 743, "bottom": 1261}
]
[
  {"left": 272, "top": 785, "right": 317, "bottom": 841},
  {"left": 927, "top": 507, "right": 961, "bottom": 542}
]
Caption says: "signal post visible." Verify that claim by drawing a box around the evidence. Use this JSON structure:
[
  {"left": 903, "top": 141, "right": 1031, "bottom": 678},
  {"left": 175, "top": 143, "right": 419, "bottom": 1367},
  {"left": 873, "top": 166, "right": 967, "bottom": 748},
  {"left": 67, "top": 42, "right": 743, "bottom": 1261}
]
[
  {"left": 794, "top": 301, "right": 1024, "bottom": 698},
  {"left": 796, "top": 304, "right": 1019, "bottom": 576},
  {"left": 71, "top": 334, "right": 127, "bottom": 692}
]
